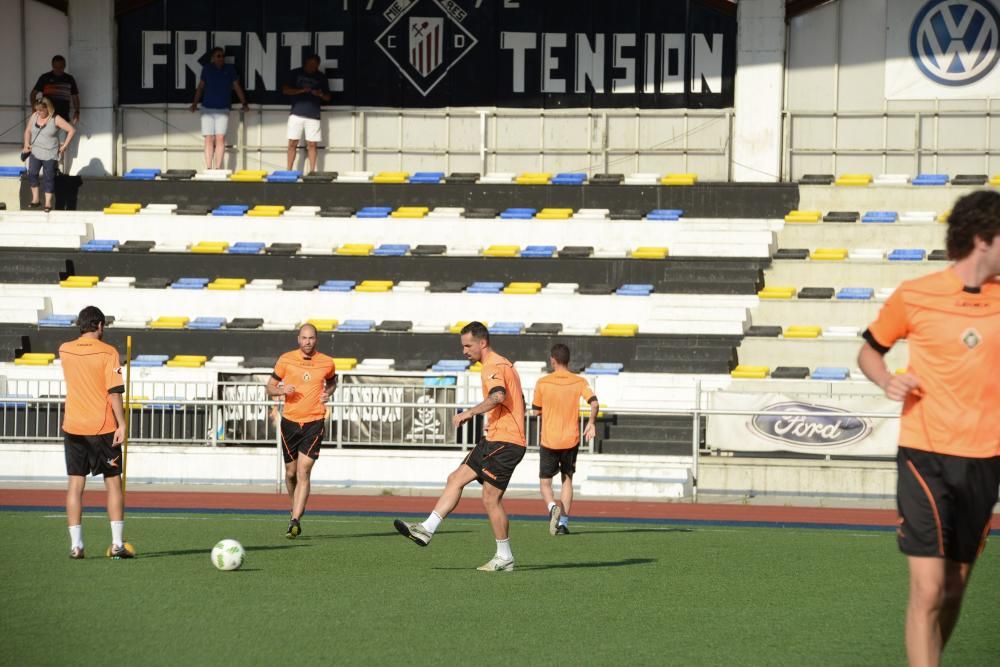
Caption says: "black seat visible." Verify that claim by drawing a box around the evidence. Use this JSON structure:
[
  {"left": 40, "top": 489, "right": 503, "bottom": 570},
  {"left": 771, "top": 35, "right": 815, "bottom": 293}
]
[
  {"left": 799, "top": 174, "right": 834, "bottom": 185},
  {"left": 526, "top": 322, "right": 563, "bottom": 335},
  {"left": 578, "top": 283, "right": 613, "bottom": 295},
  {"left": 376, "top": 320, "right": 413, "bottom": 332},
  {"left": 823, "top": 211, "right": 859, "bottom": 223},
  {"left": 609, "top": 209, "right": 643, "bottom": 220},
  {"left": 928, "top": 249, "right": 948, "bottom": 261},
  {"left": 798, "top": 287, "right": 835, "bottom": 299},
  {"left": 266, "top": 243, "right": 301, "bottom": 255},
  {"left": 745, "top": 325, "right": 782, "bottom": 337},
  {"left": 465, "top": 208, "right": 497, "bottom": 219},
  {"left": 134, "top": 277, "right": 171, "bottom": 290},
  {"left": 118, "top": 240, "right": 156, "bottom": 253},
  {"left": 395, "top": 359, "right": 432, "bottom": 371},
  {"left": 319, "top": 206, "right": 355, "bottom": 217},
  {"left": 227, "top": 318, "right": 264, "bottom": 330},
  {"left": 590, "top": 173, "right": 623, "bottom": 185},
  {"left": 558, "top": 246, "right": 593, "bottom": 258},
  {"left": 175, "top": 205, "right": 210, "bottom": 216},
  {"left": 952, "top": 174, "right": 986, "bottom": 186},
  {"left": 428, "top": 281, "right": 466, "bottom": 293},
  {"left": 411, "top": 244, "right": 447, "bottom": 256},
  {"left": 160, "top": 169, "right": 196, "bottom": 181},
  {"left": 303, "top": 171, "right": 337, "bottom": 182},
  {"left": 445, "top": 172, "right": 479, "bottom": 184},
  {"left": 280, "top": 279, "right": 318, "bottom": 291},
  {"left": 772, "top": 366, "right": 810, "bottom": 379}
]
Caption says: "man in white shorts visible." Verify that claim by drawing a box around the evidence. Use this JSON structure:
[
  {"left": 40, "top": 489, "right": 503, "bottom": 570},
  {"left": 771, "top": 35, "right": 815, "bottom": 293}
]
[
  {"left": 189, "top": 47, "right": 248, "bottom": 170},
  {"left": 281, "top": 54, "right": 331, "bottom": 173}
]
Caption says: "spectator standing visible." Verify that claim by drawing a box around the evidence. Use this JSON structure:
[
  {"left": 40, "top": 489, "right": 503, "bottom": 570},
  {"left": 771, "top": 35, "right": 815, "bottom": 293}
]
[
  {"left": 29, "top": 55, "right": 80, "bottom": 171},
  {"left": 22, "top": 98, "right": 75, "bottom": 212},
  {"left": 190, "top": 47, "right": 249, "bottom": 170},
  {"left": 281, "top": 54, "right": 330, "bottom": 173}
]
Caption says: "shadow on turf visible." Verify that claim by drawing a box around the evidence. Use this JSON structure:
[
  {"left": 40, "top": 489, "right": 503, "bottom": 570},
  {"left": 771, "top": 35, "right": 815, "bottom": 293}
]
[
  {"left": 574, "top": 527, "right": 694, "bottom": 535},
  {"left": 432, "top": 557, "right": 657, "bottom": 571},
  {"left": 139, "top": 544, "right": 310, "bottom": 559},
  {"left": 297, "top": 529, "right": 473, "bottom": 541}
]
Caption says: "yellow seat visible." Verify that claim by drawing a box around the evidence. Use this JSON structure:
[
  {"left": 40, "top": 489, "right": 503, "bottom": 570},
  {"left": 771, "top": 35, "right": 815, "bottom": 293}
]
[
  {"left": 306, "top": 319, "right": 339, "bottom": 332},
  {"left": 336, "top": 244, "right": 375, "bottom": 256},
  {"left": 731, "top": 365, "right": 769, "bottom": 379},
  {"left": 809, "top": 248, "right": 848, "bottom": 261},
  {"left": 467, "top": 362, "right": 482, "bottom": 373},
  {"left": 355, "top": 280, "right": 393, "bottom": 292},
  {"left": 581, "top": 402, "right": 607, "bottom": 418},
  {"left": 391, "top": 206, "right": 429, "bottom": 218},
  {"left": 59, "top": 275, "right": 99, "bottom": 288},
  {"left": 373, "top": 171, "right": 410, "bottom": 184},
  {"left": 784, "top": 210, "right": 822, "bottom": 223},
  {"left": 600, "top": 323, "right": 639, "bottom": 337},
  {"left": 15, "top": 352, "right": 56, "bottom": 366},
  {"left": 103, "top": 202, "right": 142, "bottom": 215},
  {"left": 484, "top": 245, "right": 520, "bottom": 257},
  {"left": 191, "top": 241, "right": 229, "bottom": 254},
  {"left": 149, "top": 316, "right": 190, "bottom": 329},
  {"left": 631, "top": 246, "right": 669, "bottom": 260},
  {"left": 230, "top": 170, "right": 267, "bottom": 182},
  {"left": 207, "top": 278, "right": 247, "bottom": 290},
  {"left": 166, "top": 355, "right": 207, "bottom": 368},
  {"left": 515, "top": 172, "right": 552, "bottom": 185},
  {"left": 247, "top": 205, "right": 285, "bottom": 217},
  {"left": 332, "top": 357, "right": 358, "bottom": 371},
  {"left": 449, "top": 320, "right": 488, "bottom": 334},
  {"left": 660, "top": 173, "right": 697, "bottom": 186},
  {"left": 535, "top": 208, "right": 573, "bottom": 220},
  {"left": 784, "top": 325, "right": 822, "bottom": 339},
  {"left": 835, "top": 173, "right": 872, "bottom": 186},
  {"left": 990, "top": 175, "right": 1000, "bottom": 186},
  {"left": 937, "top": 210, "right": 950, "bottom": 223},
  {"left": 503, "top": 282, "right": 541, "bottom": 294},
  {"left": 758, "top": 286, "right": 796, "bottom": 299},
  {"left": 172, "top": 355, "right": 208, "bottom": 363}
]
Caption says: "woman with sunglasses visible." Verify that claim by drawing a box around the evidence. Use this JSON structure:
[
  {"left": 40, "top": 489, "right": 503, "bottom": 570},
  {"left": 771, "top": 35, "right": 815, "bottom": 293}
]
[{"left": 22, "top": 97, "right": 75, "bottom": 212}]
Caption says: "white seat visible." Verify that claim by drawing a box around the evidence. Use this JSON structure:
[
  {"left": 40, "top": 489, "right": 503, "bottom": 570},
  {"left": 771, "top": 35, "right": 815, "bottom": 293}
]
[
  {"left": 849, "top": 369, "right": 868, "bottom": 381},
  {"left": 899, "top": 211, "right": 936, "bottom": 223},
  {"left": 480, "top": 172, "right": 515, "bottom": 184},
  {"left": 875, "top": 287, "right": 895, "bottom": 301},
  {"left": 848, "top": 248, "right": 885, "bottom": 261},
  {"left": 285, "top": 206, "right": 320, "bottom": 216},
  {"left": 429, "top": 207, "right": 465, "bottom": 217},
  {"left": 822, "top": 326, "right": 860, "bottom": 338},
  {"left": 514, "top": 361, "right": 547, "bottom": 372},
  {"left": 623, "top": 172, "right": 659, "bottom": 185},
  {"left": 337, "top": 171, "right": 373, "bottom": 183},
  {"left": 393, "top": 280, "right": 429, "bottom": 293},
  {"left": 192, "top": 169, "right": 231, "bottom": 181},
  {"left": 299, "top": 246, "right": 334, "bottom": 256},
  {"left": 108, "top": 319, "right": 147, "bottom": 328},
  {"left": 150, "top": 243, "right": 188, "bottom": 253},
  {"left": 205, "top": 355, "right": 245, "bottom": 369},
  {"left": 541, "top": 282, "right": 579, "bottom": 294},
  {"left": 446, "top": 246, "right": 481, "bottom": 256},
  {"left": 873, "top": 173, "right": 909, "bottom": 185},
  {"left": 593, "top": 248, "right": 627, "bottom": 258},
  {"left": 97, "top": 276, "right": 136, "bottom": 288},
  {"left": 563, "top": 324, "right": 599, "bottom": 335},
  {"left": 413, "top": 322, "right": 448, "bottom": 333},
  {"left": 356, "top": 358, "right": 395, "bottom": 370},
  {"left": 572, "top": 208, "right": 610, "bottom": 219},
  {"left": 262, "top": 321, "right": 297, "bottom": 331},
  {"left": 245, "top": 278, "right": 282, "bottom": 291}
]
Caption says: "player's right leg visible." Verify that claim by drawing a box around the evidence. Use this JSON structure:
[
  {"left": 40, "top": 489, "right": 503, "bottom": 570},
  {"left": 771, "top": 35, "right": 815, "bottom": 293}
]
[
  {"left": 539, "top": 445, "right": 561, "bottom": 534},
  {"left": 280, "top": 419, "right": 302, "bottom": 537},
  {"left": 394, "top": 462, "right": 478, "bottom": 546},
  {"left": 64, "top": 433, "right": 90, "bottom": 558}
]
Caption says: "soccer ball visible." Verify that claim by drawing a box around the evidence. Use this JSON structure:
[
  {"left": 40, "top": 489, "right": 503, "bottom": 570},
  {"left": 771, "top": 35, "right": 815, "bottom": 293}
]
[
  {"left": 104, "top": 541, "right": 136, "bottom": 558},
  {"left": 211, "top": 539, "right": 245, "bottom": 571}
]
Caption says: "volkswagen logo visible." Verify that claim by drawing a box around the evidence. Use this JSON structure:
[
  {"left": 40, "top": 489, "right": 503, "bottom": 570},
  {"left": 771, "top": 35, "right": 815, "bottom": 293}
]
[{"left": 910, "top": 0, "right": 1000, "bottom": 86}]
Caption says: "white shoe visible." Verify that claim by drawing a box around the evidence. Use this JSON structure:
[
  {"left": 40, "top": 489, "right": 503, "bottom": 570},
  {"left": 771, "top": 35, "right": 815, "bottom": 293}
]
[
  {"left": 477, "top": 555, "right": 515, "bottom": 572},
  {"left": 548, "top": 505, "right": 562, "bottom": 536},
  {"left": 394, "top": 519, "right": 432, "bottom": 547}
]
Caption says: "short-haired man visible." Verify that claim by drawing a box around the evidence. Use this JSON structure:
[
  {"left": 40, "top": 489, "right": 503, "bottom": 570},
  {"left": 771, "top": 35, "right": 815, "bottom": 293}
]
[
  {"left": 858, "top": 189, "right": 1000, "bottom": 667},
  {"left": 394, "top": 321, "right": 527, "bottom": 571},
  {"left": 281, "top": 54, "right": 331, "bottom": 173},
  {"left": 58, "top": 306, "right": 132, "bottom": 559},
  {"left": 266, "top": 324, "right": 337, "bottom": 538},
  {"left": 532, "top": 343, "right": 598, "bottom": 535},
  {"left": 189, "top": 47, "right": 249, "bottom": 169},
  {"left": 30, "top": 55, "right": 79, "bottom": 170}
]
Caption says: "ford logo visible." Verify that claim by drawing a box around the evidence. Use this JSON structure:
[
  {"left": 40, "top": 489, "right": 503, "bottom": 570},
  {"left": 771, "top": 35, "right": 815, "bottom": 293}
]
[{"left": 750, "top": 402, "right": 871, "bottom": 448}]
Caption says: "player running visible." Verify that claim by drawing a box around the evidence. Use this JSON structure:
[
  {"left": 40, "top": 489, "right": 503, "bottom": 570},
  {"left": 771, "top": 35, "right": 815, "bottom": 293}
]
[
  {"left": 532, "top": 344, "right": 598, "bottom": 535},
  {"left": 394, "top": 321, "right": 527, "bottom": 571},
  {"left": 59, "top": 306, "right": 132, "bottom": 559},
  {"left": 266, "top": 323, "right": 337, "bottom": 538},
  {"left": 857, "top": 190, "right": 1000, "bottom": 667}
]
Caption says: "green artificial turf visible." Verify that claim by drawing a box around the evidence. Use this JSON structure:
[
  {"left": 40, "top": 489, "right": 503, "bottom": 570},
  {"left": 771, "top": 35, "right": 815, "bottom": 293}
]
[{"left": 0, "top": 510, "right": 995, "bottom": 666}]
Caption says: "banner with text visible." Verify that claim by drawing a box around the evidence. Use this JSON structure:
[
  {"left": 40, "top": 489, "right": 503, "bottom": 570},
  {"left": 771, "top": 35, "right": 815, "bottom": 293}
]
[
  {"left": 118, "top": 0, "right": 736, "bottom": 108},
  {"left": 706, "top": 393, "right": 901, "bottom": 457}
]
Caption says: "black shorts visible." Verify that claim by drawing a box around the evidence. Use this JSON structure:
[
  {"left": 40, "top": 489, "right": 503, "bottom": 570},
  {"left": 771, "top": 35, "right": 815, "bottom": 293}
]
[
  {"left": 539, "top": 445, "right": 579, "bottom": 479},
  {"left": 64, "top": 432, "right": 122, "bottom": 478},
  {"left": 463, "top": 439, "right": 526, "bottom": 491},
  {"left": 280, "top": 418, "right": 324, "bottom": 464},
  {"left": 896, "top": 446, "right": 1000, "bottom": 563}
]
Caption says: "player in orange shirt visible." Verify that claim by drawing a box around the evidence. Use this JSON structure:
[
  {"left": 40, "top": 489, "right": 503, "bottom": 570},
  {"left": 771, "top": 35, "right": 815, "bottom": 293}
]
[
  {"left": 532, "top": 344, "right": 598, "bottom": 535},
  {"left": 858, "top": 190, "right": 1000, "bottom": 667},
  {"left": 394, "top": 321, "right": 526, "bottom": 571},
  {"left": 58, "top": 306, "right": 132, "bottom": 559},
  {"left": 266, "top": 324, "right": 337, "bottom": 538}
]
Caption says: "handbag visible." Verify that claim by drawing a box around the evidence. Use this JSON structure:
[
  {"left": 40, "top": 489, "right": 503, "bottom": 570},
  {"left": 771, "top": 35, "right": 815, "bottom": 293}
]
[{"left": 22, "top": 113, "right": 43, "bottom": 161}]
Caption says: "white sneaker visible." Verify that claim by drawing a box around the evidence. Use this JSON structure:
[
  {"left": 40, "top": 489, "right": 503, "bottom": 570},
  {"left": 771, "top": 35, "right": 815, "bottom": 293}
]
[
  {"left": 548, "top": 505, "right": 562, "bottom": 536},
  {"left": 394, "top": 519, "right": 432, "bottom": 547},
  {"left": 477, "top": 555, "right": 515, "bottom": 572}
]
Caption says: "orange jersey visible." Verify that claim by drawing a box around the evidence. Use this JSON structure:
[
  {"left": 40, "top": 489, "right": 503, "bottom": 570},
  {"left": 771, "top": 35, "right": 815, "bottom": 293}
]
[
  {"left": 273, "top": 351, "right": 336, "bottom": 423},
  {"left": 59, "top": 337, "right": 124, "bottom": 435},
  {"left": 481, "top": 350, "right": 526, "bottom": 446},
  {"left": 867, "top": 269, "right": 1000, "bottom": 458},
  {"left": 532, "top": 370, "right": 596, "bottom": 450}
]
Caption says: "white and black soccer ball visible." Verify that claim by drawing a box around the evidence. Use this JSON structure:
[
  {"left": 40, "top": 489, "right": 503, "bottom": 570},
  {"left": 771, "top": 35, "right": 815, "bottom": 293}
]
[{"left": 211, "top": 539, "right": 245, "bottom": 571}]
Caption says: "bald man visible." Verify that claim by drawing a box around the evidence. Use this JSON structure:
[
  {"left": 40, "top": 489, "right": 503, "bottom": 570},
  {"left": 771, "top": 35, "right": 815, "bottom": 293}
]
[{"left": 266, "top": 324, "right": 337, "bottom": 538}]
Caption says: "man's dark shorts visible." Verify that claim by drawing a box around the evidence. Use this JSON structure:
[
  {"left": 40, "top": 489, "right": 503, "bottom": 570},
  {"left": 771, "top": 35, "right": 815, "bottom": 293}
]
[
  {"left": 896, "top": 446, "right": 1000, "bottom": 563},
  {"left": 463, "top": 439, "right": 526, "bottom": 491},
  {"left": 64, "top": 432, "right": 122, "bottom": 478},
  {"left": 539, "top": 444, "right": 579, "bottom": 479},
  {"left": 280, "top": 418, "right": 324, "bottom": 464}
]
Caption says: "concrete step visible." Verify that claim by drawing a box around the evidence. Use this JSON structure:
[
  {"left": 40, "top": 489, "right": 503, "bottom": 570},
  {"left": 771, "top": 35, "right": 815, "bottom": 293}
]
[
  {"left": 764, "top": 261, "right": 932, "bottom": 288},
  {"left": 796, "top": 184, "right": 973, "bottom": 214},
  {"left": 777, "top": 223, "right": 945, "bottom": 249},
  {"left": 580, "top": 458, "right": 692, "bottom": 498},
  {"left": 738, "top": 337, "right": 909, "bottom": 370},
  {"left": 750, "top": 300, "right": 883, "bottom": 328}
]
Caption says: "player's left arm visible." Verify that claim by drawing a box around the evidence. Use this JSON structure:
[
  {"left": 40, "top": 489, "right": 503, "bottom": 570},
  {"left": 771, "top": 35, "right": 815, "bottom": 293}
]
[
  {"left": 106, "top": 352, "right": 126, "bottom": 444},
  {"left": 583, "top": 391, "right": 599, "bottom": 441},
  {"left": 322, "top": 365, "right": 338, "bottom": 400},
  {"left": 452, "top": 387, "right": 506, "bottom": 428}
]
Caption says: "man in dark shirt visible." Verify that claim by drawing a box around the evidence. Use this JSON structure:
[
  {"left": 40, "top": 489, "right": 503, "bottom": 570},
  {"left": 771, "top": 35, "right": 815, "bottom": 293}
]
[
  {"left": 189, "top": 47, "right": 249, "bottom": 169},
  {"left": 30, "top": 55, "right": 79, "bottom": 170},
  {"left": 281, "top": 54, "right": 331, "bottom": 173}
]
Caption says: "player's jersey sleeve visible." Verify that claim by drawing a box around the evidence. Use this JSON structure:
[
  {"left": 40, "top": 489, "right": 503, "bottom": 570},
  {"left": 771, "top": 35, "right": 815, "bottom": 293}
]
[
  {"left": 105, "top": 349, "right": 124, "bottom": 394},
  {"left": 580, "top": 379, "right": 595, "bottom": 402},
  {"left": 325, "top": 360, "right": 336, "bottom": 380},
  {"left": 531, "top": 381, "right": 544, "bottom": 410},
  {"left": 272, "top": 355, "right": 287, "bottom": 380},
  {"left": 865, "top": 287, "right": 909, "bottom": 351}
]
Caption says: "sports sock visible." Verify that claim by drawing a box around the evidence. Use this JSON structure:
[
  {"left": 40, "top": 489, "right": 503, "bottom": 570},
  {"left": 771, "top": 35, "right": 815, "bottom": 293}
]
[
  {"left": 421, "top": 511, "right": 443, "bottom": 534},
  {"left": 546, "top": 501, "right": 556, "bottom": 512},
  {"left": 69, "top": 524, "right": 83, "bottom": 549},
  {"left": 496, "top": 539, "right": 513, "bottom": 560},
  {"left": 110, "top": 521, "right": 124, "bottom": 548},
  {"left": 558, "top": 515, "right": 569, "bottom": 527}
]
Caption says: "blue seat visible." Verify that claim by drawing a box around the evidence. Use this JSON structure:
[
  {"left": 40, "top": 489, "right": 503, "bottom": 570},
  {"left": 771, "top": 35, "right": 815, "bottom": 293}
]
[
  {"left": 424, "top": 376, "right": 457, "bottom": 386},
  {"left": 836, "top": 287, "right": 874, "bottom": 300},
  {"left": 912, "top": 173, "right": 949, "bottom": 186},
  {"left": 585, "top": 362, "right": 624, "bottom": 375},
  {"left": 146, "top": 397, "right": 184, "bottom": 410},
  {"left": 467, "top": 282, "right": 503, "bottom": 293},
  {"left": 811, "top": 367, "right": 850, "bottom": 381},
  {"left": 431, "top": 359, "right": 471, "bottom": 372},
  {"left": 39, "top": 314, "right": 77, "bottom": 327},
  {"left": 646, "top": 209, "right": 683, "bottom": 221},
  {"left": 489, "top": 321, "right": 525, "bottom": 335},
  {"left": 500, "top": 208, "right": 536, "bottom": 219},
  {"left": 521, "top": 245, "right": 557, "bottom": 258},
  {"left": 862, "top": 211, "right": 897, "bottom": 223},
  {"left": 552, "top": 172, "right": 586, "bottom": 185},
  {"left": 0, "top": 166, "right": 27, "bottom": 177},
  {"left": 357, "top": 206, "right": 393, "bottom": 218},
  {"left": 0, "top": 395, "right": 31, "bottom": 407},
  {"left": 319, "top": 280, "right": 357, "bottom": 292},
  {"left": 123, "top": 168, "right": 160, "bottom": 181},
  {"left": 373, "top": 244, "right": 410, "bottom": 256},
  {"left": 187, "top": 316, "right": 226, "bottom": 330},
  {"left": 266, "top": 170, "right": 302, "bottom": 183},
  {"left": 409, "top": 171, "right": 444, "bottom": 184},
  {"left": 171, "top": 277, "right": 209, "bottom": 289},
  {"left": 228, "top": 242, "right": 265, "bottom": 255},
  {"left": 888, "top": 249, "right": 926, "bottom": 261},
  {"left": 212, "top": 204, "right": 249, "bottom": 217},
  {"left": 337, "top": 319, "right": 376, "bottom": 332},
  {"left": 81, "top": 239, "right": 119, "bottom": 252},
  {"left": 132, "top": 354, "right": 168, "bottom": 368},
  {"left": 616, "top": 283, "right": 654, "bottom": 296}
]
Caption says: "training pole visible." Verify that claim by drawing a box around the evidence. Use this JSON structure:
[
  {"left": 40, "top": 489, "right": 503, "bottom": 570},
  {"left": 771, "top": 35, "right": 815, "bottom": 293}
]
[{"left": 122, "top": 335, "right": 132, "bottom": 499}]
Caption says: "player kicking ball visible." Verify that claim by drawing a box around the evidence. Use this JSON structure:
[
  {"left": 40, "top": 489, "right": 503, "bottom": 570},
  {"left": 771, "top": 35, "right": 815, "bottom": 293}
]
[
  {"left": 394, "top": 322, "right": 527, "bottom": 571},
  {"left": 266, "top": 324, "right": 336, "bottom": 538}
]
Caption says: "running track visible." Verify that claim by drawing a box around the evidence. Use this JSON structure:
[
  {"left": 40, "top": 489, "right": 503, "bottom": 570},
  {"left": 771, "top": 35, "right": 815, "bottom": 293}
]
[{"left": 4, "top": 489, "right": 998, "bottom": 532}]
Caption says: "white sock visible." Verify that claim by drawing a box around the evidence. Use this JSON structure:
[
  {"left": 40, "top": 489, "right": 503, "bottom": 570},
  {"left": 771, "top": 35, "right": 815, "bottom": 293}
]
[
  {"left": 69, "top": 524, "right": 83, "bottom": 549},
  {"left": 110, "top": 521, "right": 124, "bottom": 548},
  {"left": 546, "top": 501, "right": 556, "bottom": 512},
  {"left": 496, "top": 538, "right": 513, "bottom": 560},
  {"left": 559, "top": 515, "right": 569, "bottom": 527},
  {"left": 421, "top": 511, "right": 442, "bottom": 534}
]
